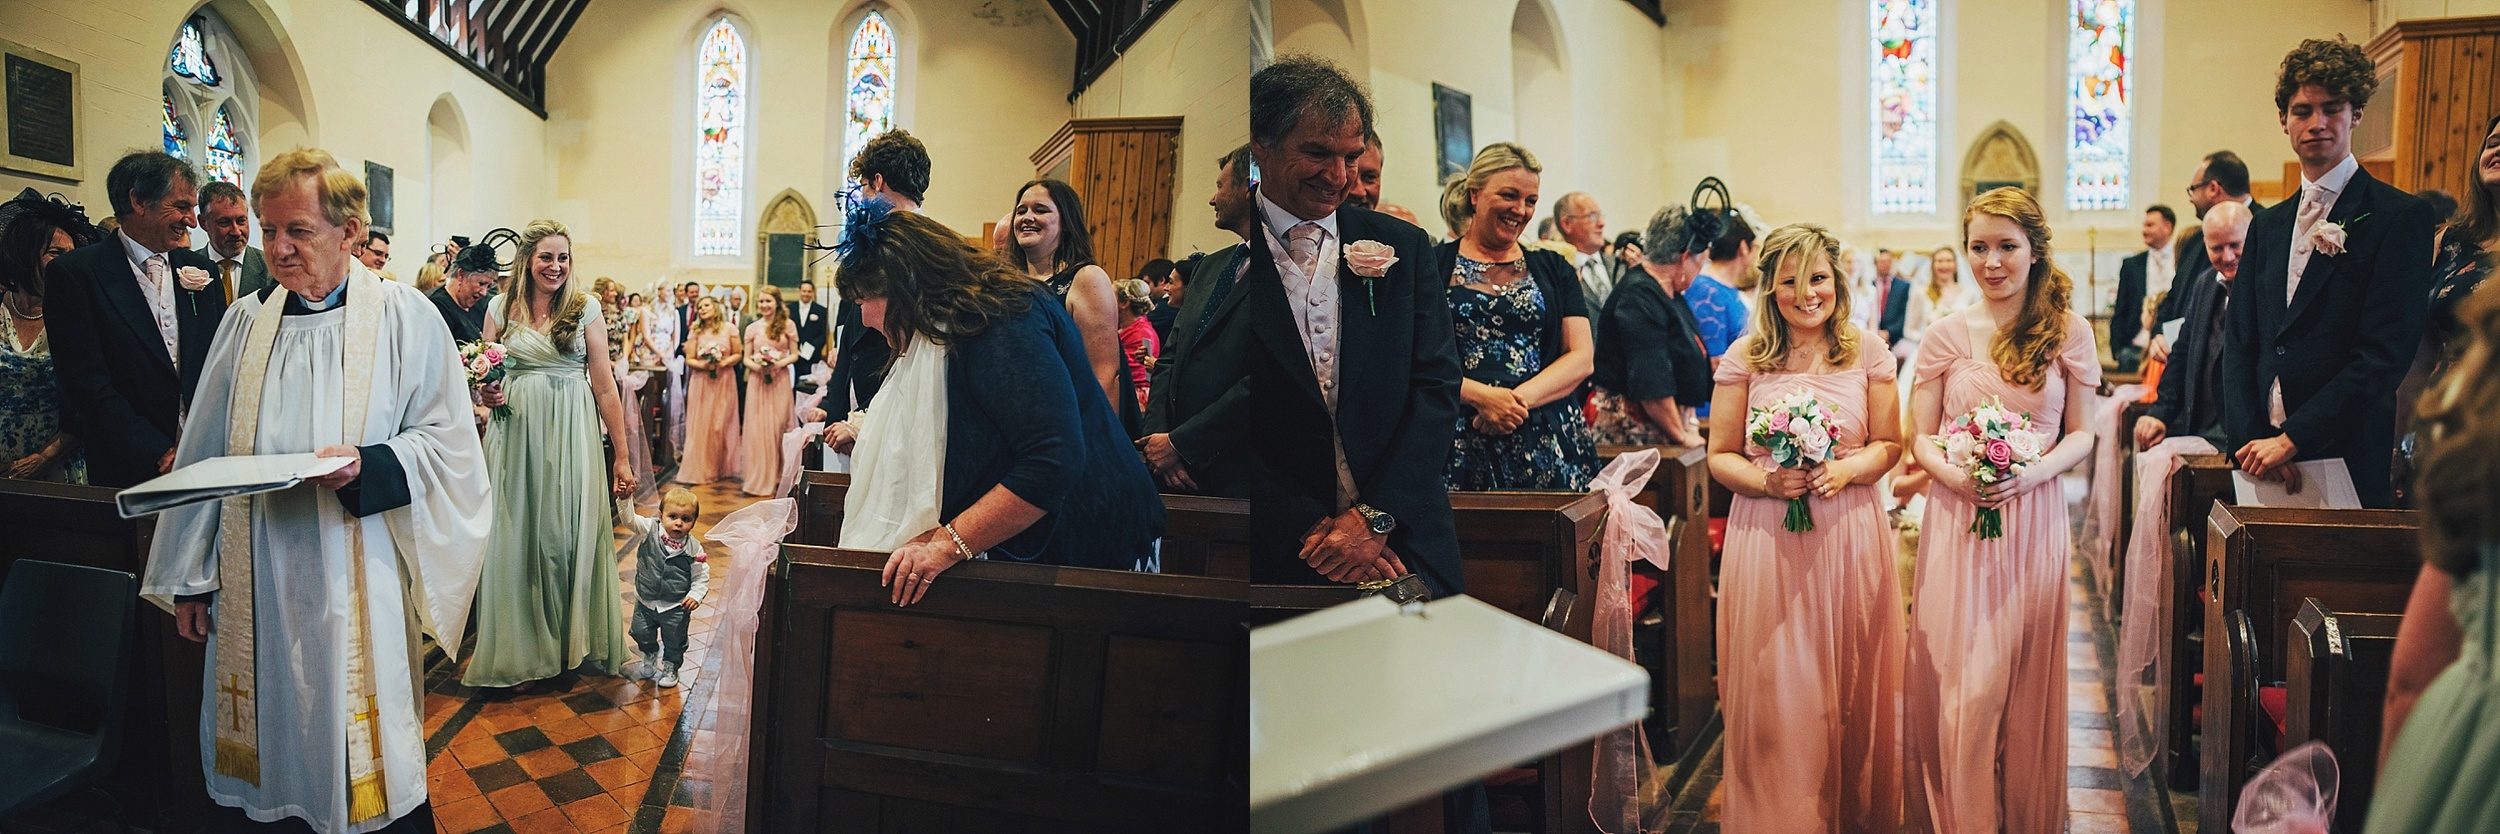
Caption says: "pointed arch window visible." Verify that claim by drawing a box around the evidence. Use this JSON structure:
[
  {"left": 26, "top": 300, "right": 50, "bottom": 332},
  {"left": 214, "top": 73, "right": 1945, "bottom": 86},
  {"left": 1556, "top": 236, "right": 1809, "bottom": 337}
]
[
  {"left": 842, "top": 11, "right": 898, "bottom": 183},
  {"left": 205, "top": 106, "right": 246, "bottom": 186},
  {"left": 163, "top": 96, "right": 188, "bottom": 159},
  {"left": 169, "top": 17, "right": 221, "bottom": 86},
  {"left": 2066, "top": 0, "right": 2134, "bottom": 211},
  {"left": 1869, "top": 0, "right": 1937, "bottom": 214},
  {"left": 695, "top": 18, "right": 749, "bottom": 257}
]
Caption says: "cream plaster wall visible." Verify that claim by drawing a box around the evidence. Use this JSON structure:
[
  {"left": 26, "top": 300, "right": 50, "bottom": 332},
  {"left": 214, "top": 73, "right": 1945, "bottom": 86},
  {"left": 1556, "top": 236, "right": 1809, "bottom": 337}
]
[
  {"left": 2373, "top": 0, "right": 2500, "bottom": 31},
  {"left": 543, "top": 0, "right": 1085, "bottom": 289},
  {"left": 1071, "top": 0, "right": 1252, "bottom": 261},
  {"left": 0, "top": 0, "right": 550, "bottom": 262}
]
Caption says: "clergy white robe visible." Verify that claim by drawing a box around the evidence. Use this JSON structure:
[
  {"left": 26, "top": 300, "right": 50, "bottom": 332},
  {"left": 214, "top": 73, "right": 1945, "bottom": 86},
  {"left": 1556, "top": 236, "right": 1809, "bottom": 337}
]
[{"left": 141, "top": 266, "right": 489, "bottom": 833}]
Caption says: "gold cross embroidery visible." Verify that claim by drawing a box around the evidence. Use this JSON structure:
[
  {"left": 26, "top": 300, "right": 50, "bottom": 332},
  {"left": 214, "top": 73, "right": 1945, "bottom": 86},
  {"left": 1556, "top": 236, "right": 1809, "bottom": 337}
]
[{"left": 219, "top": 672, "right": 250, "bottom": 732}]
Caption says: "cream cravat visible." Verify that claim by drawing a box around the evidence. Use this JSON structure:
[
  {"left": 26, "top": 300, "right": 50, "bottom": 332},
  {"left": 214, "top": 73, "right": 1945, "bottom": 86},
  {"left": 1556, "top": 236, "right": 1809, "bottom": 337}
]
[{"left": 1286, "top": 222, "right": 1323, "bottom": 276}]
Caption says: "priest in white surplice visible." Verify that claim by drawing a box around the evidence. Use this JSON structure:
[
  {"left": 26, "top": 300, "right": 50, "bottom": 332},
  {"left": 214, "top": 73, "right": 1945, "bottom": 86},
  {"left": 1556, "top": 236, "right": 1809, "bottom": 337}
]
[{"left": 140, "top": 149, "right": 488, "bottom": 834}]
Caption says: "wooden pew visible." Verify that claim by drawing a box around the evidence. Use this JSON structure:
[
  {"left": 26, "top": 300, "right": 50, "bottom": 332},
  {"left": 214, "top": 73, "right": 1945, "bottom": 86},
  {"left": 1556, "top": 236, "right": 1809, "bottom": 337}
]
[
  {"left": 2163, "top": 452, "right": 2235, "bottom": 790},
  {"left": 1596, "top": 443, "right": 1715, "bottom": 765},
  {"left": 747, "top": 544, "right": 1246, "bottom": 832},
  {"left": 0, "top": 479, "right": 204, "bottom": 830},
  {"left": 2284, "top": 598, "right": 2402, "bottom": 834},
  {"left": 2198, "top": 505, "right": 2419, "bottom": 834},
  {"left": 1159, "top": 494, "right": 1251, "bottom": 580},
  {"left": 792, "top": 469, "right": 849, "bottom": 547}
]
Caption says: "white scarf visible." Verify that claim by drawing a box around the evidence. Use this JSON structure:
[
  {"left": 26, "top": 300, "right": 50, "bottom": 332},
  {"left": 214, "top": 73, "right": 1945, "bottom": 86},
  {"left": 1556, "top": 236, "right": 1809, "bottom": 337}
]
[{"left": 839, "top": 333, "right": 948, "bottom": 551}]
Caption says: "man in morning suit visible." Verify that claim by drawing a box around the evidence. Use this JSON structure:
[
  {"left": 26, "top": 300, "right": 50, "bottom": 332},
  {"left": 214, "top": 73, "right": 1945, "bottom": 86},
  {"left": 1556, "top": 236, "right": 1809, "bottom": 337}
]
[
  {"left": 45, "top": 150, "right": 227, "bottom": 488},
  {"left": 2220, "top": 38, "right": 2435, "bottom": 508},
  {"left": 1139, "top": 143, "right": 1257, "bottom": 497},
  {"left": 193, "top": 180, "right": 275, "bottom": 304},
  {"left": 2111, "top": 204, "right": 2176, "bottom": 371},
  {"left": 789, "top": 279, "right": 831, "bottom": 387},
  {"left": 1208, "top": 53, "right": 1476, "bottom": 834},
  {"left": 2135, "top": 200, "right": 2251, "bottom": 451}
]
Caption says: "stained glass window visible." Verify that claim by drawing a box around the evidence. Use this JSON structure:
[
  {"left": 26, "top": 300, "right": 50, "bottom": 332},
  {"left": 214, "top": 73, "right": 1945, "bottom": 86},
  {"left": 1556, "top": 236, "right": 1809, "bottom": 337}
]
[
  {"left": 169, "top": 18, "right": 221, "bottom": 86},
  {"left": 842, "top": 12, "right": 898, "bottom": 182},
  {"left": 2067, "top": 0, "right": 2134, "bottom": 211},
  {"left": 162, "top": 96, "right": 187, "bottom": 159},
  {"left": 1870, "top": 0, "right": 1937, "bottom": 214},
  {"left": 206, "top": 106, "right": 245, "bottom": 186},
  {"left": 695, "top": 18, "right": 747, "bottom": 257}
]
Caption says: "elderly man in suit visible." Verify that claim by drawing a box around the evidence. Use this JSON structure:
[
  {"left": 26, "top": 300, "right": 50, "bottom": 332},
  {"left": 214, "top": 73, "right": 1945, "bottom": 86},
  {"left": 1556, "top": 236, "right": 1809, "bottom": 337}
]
[
  {"left": 2136, "top": 200, "right": 2252, "bottom": 451},
  {"left": 193, "top": 180, "right": 275, "bottom": 304},
  {"left": 45, "top": 150, "right": 227, "bottom": 488},
  {"left": 1139, "top": 144, "right": 1257, "bottom": 496},
  {"left": 2220, "top": 38, "right": 2436, "bottom": 508}
]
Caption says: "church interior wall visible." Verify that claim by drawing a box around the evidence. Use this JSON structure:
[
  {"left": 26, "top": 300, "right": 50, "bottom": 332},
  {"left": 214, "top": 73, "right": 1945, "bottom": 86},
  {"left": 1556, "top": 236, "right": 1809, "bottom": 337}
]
[
  {"left": 1071, "top": 0, "right": 1254, "bottom": 262},
  {"left": 0, "top": 0, "right": 552, "bottom": 262}
]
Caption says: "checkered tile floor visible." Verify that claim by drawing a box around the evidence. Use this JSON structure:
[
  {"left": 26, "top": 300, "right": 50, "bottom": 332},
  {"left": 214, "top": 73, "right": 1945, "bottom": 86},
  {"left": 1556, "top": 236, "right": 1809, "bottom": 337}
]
[{"left": 420, "top": 482, "right": 758, "bottom": 834}]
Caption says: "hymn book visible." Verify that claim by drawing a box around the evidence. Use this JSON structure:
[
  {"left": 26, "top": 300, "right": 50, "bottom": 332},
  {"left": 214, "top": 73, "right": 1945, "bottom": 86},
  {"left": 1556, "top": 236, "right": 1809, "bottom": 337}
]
[
  {"left": 116, "top": 454, "right": 354, "bottom": 518},
  {"left": 2229, "top": 458, "right": 2362, "bottom": 510}
]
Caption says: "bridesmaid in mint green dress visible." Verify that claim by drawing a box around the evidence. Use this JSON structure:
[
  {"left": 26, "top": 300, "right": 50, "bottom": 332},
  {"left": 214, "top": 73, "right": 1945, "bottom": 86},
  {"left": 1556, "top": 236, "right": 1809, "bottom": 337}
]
[
  {"left": 2368, "top": 284, "right": 2500, "bottom": 833},
  {"left": 463, "top": 221, "right": 637, "bottom": 689}
]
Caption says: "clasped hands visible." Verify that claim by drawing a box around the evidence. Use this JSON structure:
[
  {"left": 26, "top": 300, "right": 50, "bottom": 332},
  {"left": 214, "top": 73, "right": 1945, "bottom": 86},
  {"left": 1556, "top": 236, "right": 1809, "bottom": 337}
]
[
  {"left": 1136, "top": 433, "right": 1196, "bottom": 490},
  {"left": 2234, "top": 434, "right": 2303, "bottom": 492},
  {"left": 1301, "top": 508, "right": 1404, "bottom": 584},
  {"left": 1463, "top": 385, "right": 1528, "bottom": 436},
  {"left": 1932, "top": 456, "right": 2049, "bottom": 509},
  {"left": 1760, "top": 459, "right": 1862, "bottom": 501}
]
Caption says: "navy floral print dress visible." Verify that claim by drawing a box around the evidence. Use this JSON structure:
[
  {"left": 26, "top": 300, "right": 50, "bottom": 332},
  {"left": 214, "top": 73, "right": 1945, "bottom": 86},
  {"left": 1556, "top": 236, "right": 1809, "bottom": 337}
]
[
  {"left": 0, "top": 324, "right": 86, "bottom": 484},
  {"left": 1445, "top": 253, "right": 1597, "bottom": 491}
]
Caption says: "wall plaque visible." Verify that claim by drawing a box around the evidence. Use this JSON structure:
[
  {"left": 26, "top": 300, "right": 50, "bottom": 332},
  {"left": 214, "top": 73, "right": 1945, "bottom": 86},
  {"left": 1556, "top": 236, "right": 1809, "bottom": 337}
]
[
  {"left": 364, "top": 161, "right": 394, "bottom": 234},
  {"left": 0, "top": 38, "right": 80, "bottom": 181}
]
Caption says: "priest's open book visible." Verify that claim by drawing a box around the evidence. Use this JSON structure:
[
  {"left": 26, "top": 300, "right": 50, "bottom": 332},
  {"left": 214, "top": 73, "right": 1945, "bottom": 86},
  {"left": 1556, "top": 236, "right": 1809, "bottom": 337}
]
[{"left": 114, "top": 453, "right": 354, "bottom": 518}]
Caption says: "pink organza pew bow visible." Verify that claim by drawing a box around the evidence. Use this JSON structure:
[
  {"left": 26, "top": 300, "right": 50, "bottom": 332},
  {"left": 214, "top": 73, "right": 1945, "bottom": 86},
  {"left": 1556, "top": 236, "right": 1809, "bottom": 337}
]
[
  {"left": 695, "top": 497, "right": 796, "bottom": 832},
  {"left": 2234, "top": 741, "right": 2338, "bottom": 834},
  {"left": 1587, "top": 449, "right": 1668, "bottom": 833}
]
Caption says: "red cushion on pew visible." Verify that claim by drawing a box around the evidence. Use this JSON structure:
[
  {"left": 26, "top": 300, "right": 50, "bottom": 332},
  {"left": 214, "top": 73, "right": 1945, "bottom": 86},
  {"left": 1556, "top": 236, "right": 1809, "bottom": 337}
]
[
  {"left": 1628, "top": 572, "right": 1661, "bottom": 614},
  {"left": 2258, "top": 686, "right": 2287, "bottom": 734},
  {"left": 1707, "top": 518, "right": 1726, "bottom": 553},
  {"left": 1484, "top": 767, "right": 1539, "bottom": 787}
]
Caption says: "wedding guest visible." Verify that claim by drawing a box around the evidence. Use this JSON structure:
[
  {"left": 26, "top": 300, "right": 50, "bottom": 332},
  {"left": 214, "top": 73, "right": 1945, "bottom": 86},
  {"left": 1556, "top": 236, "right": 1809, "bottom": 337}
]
[
  {"left": 675, "top": 296, "right": 742, "bottom": 484},
  {"left": 1140, "top": 144, "right": 1257, "bottom": 495},
  {"left": 2135, "top": 200, "right": 2253, "bottom": 451},
  {"left": 1554, "top": 191, "right": 1614, "bottom": 310},
  {"left": 2221, "top": 38, "right": 2436, "bottom": 507},
  {"left": 1114, "top": 277, "right": 1159, "bottom": 408},
  {"left": 738, "top": 285, "right": 798, "bottom": 496},
  {"left": 1690, "top": 202, "right": 1756, "bottom": 358},
  {"left": 1896, "top": 245, "right": 1968, "bottom": 363},
  {"left": 1432, "top": 142, "right": 1595, "bottom": 491},
  {"left": 2111, "top": 204, "right": 2177, "bottom": 370},
  {"left": 1903, "top": 187, "right": 2099, "bottom": 833},
  {"left": 832, "top": 203, "right": 1163, "bottom": 600},
  {"left": 412, "top": 260, "right": 446, "bottom": 295},
  {"left": 596, "top": 277, "right": 655, "bottom": 501},
  {"left": 464, "top": 219, "right": 635, "bottom": 691},
  {"left": 789, "top": 279, "right": 830, "bottom": 384},
  {"left": 1006, "top": 180, "right": 1129, "bottom": 425},
  {"left": 1709, "top": 223, "right": 1905, "bottom": 831},
  {"left": 1345, "top": 130, "right": 1383, "bottom": 211},
  {"left": 431, "top": 244, "right": 495, "bottom": 343},
  {"left": 44, "top": 150, "right": 225, "bottom": 487},
  {"left": 668, "top": 280, "right": 700, "bottom": 449},
  {"left": 1138, "top": 258, "right": 1181, "bottom": 343},
  {"left": 0, "top": 192, "right": 100, "bottom": 483},
  {"left": 192, "top": 180, "right": 274, "bottom": 303},
  {"left": 2368, "top": 284, "right": 2500, "bottom": 833},
  {"left": 2418, "top": 113, "right": 2497, "bottom": 391},
  {"left": 850, "top": 128, "right": 929, "bottom": 213},
  {"left": 1588, "top": 205, "right": 1712, "bottom": 447},
  {"left": 357, "top": 229, "right": 392, "bottom": 280},
  {"left": 2153, "top": 151, "right": 2265, "bottom": 342},
  {"left": 1874, "top": 251, "right": 1913, "bottom": 350}
]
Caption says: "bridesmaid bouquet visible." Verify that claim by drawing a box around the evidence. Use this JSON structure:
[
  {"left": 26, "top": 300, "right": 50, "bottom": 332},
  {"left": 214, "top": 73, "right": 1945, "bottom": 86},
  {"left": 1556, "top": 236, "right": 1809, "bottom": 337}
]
[
  {"left": 1745, "top": 392, "right": 1841, "bottom": 532},
  {"left": 460, "top": 341, "right": 511, "bottom": 418},
  {"left": 1935, "top": 396, "right": 2051, "bottom": 539}
]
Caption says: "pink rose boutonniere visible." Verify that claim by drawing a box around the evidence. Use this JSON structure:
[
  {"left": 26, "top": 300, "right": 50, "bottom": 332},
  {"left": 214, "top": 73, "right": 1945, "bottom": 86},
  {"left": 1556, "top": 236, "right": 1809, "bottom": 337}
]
[
  {"left": 1343, "top": 240, "right": 1398, "bottom": 316},
  {"left": 2309, "top": 213, "right": 2366, "bottom": 258},
  {"left": 176, "top": 265, "right": 211, "bottom": 314}
]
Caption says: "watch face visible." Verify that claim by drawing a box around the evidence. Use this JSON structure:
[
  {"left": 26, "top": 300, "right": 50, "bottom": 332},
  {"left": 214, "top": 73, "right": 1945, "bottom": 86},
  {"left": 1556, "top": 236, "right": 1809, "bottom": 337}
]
[{"left": 1368, "top": 514, "right": 1395, "bottom": 534}]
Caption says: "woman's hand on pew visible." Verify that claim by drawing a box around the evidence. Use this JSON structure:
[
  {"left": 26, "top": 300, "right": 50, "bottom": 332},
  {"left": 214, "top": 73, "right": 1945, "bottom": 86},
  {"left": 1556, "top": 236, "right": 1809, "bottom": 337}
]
[
  {"left": 175, "top": 599, "right": 212, "bottom": 643},
  {"left": 881, "top": 530, "right": 969, "bottom": 607},
  {"left": 821, "top": 421, "right": 859, "bottom": 455}
]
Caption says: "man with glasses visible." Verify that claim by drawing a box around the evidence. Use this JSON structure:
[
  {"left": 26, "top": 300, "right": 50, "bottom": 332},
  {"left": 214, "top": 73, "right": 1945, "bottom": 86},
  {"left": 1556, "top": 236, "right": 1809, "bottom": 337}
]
[
  {"left": 2149, "top": 151, "right": 2264, "bottom": 364},
  {"left": 1554, "top": 192, "right": 1614, "bottom": 308}
]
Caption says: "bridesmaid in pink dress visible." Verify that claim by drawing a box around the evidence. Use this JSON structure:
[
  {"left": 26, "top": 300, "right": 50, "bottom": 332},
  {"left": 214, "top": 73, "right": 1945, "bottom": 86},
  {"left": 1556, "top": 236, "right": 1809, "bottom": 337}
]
[
  {"left": 1904, "top": 187, "right": 2101, "bottom": 833},
  {"left": 1707, "top": 223, "right": 1906, "bottom": 832},
  {"left": 738, "top": 286, "right": 799, "bottom": 496},
  {"left": 674, "top": 296, "right": 744, "bottom": 485}
]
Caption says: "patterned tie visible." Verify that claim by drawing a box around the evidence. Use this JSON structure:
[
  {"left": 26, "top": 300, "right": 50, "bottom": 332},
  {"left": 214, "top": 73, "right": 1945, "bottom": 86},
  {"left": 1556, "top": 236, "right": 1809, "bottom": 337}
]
[
  {"left": 1286, "top": 222, "right": 1323, "bottom": 276},
  {"left": 144, "top": 253, "right": 170, "bottom": 292},
  {"left": 220, "top": 259, "right": 238, "bottom": 305},
  {"left": 2286, "top": 186, "right": 2331, "bottom": 308}
]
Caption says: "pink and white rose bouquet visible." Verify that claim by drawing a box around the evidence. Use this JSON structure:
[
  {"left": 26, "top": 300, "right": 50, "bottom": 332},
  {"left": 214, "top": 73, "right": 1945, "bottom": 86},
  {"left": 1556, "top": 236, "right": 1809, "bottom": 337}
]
[
  {"left": 460, "top": 340, "right": 511, "bottom": 418},
  {"left": 1745, "top": 391, "right": 1842, "bottom": 532},
  {"left": 1935, "top": 396, "right": 2052, "bottom": 539}
]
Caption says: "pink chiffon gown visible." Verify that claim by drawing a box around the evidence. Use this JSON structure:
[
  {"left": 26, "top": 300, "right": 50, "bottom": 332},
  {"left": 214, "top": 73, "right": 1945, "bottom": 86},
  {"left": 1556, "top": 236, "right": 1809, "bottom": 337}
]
[
  {"left": 1714, "top": 336, "right": 1906, "bottom": 832},
  {"left": 674, "top": 328, "right": 742, "bottom": 485},
  {"left": 737, "top": 321, "right": 797, "bottom": 496},
  {"left": 1904, "top": 309, "right": 2099, "bottom": 833}
]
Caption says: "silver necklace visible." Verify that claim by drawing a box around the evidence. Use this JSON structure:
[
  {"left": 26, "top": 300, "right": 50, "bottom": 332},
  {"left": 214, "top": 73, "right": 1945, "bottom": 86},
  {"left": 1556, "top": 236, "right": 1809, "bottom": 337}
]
[{"left": 3, "top": 293, "right": 40, "bottom": 321}]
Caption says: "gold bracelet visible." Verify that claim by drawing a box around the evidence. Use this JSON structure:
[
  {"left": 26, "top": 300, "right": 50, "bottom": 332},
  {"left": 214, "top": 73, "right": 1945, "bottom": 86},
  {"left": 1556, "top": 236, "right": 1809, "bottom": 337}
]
[{"left": 941, "top": 523, "right": 975, "bottom": 560}]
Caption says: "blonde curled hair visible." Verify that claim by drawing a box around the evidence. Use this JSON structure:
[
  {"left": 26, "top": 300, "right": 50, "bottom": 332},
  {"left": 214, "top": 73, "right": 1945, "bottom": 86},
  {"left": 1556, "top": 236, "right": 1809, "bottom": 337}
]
[
  {"left": 1963, "top": 187, "right": 2074, "bottom": 390},
  {"left": 503, "top": 219, "right": 590, "bottom": 349},
  {"left": 1741, "top": 223, "right": 1859, "bottom": 373},
  {"left": 1438, "top": 142, "right": 1541, "bottom": 239}
]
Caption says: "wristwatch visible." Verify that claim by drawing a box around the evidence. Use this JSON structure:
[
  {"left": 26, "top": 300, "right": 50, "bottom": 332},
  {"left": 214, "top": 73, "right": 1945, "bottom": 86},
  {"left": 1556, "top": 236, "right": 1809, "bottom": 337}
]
[{"left": 1352, "top": 503, "right": 1397, "bottom": 535}]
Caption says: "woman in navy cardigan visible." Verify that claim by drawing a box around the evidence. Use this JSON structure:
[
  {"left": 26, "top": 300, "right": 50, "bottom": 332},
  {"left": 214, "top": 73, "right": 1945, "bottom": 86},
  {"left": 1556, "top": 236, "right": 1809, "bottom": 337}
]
[{"left": 833, "top": 203, "right": 1163, "bottom": 605}]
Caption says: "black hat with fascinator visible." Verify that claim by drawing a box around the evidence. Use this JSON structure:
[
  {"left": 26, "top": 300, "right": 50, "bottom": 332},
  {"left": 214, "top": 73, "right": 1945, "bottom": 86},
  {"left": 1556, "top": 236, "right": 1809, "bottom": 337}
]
[
  {"left": 451, "top": 227, "right": 521, "bottom": 276},
  {"left": 0, "top": 188, "right": 102, "bottom": 294}
]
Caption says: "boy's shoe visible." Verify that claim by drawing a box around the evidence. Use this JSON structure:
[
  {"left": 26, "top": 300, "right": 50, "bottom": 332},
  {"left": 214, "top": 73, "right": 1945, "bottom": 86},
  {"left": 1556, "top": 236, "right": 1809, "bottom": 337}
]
[
  {"left": 624, "top": 659, "right": 656, "bottom": 681},
  {"left": 655, "top": 662, "right": 680, "bottom": 688}
]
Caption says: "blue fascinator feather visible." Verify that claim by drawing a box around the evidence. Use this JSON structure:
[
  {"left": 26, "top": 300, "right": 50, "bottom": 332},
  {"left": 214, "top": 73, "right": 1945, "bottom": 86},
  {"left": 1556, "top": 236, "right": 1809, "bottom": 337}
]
[{"left": 834, "top": 191, "right": 899, "bottom": 272}]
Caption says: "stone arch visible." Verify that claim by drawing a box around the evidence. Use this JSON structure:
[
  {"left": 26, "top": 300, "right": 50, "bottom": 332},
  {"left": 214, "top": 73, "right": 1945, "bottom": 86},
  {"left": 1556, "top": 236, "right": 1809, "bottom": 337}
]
[
  {"left": 1960, "top": 121, "right": 2041, "bottom": 210},
  {"left": 1510, "top": 0, "right": 1571, "bottom": 183},
  {"left": 427, "top": 94, "right": 471, "bottom": 250},
  {"left": 1272, "top": 0, "right": 1367, "bottom": 70},
  {"left": 826, "top": 1, "right": 919, "bottom": 202},
  {"left": 201, "top": 0, "right": 316, "bottom": 149}
]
